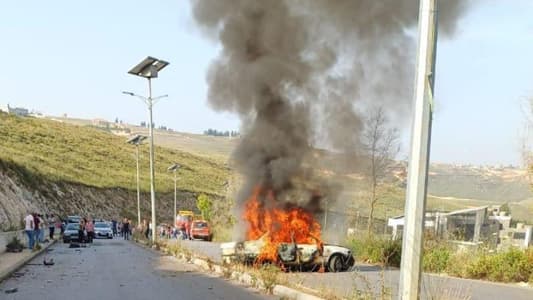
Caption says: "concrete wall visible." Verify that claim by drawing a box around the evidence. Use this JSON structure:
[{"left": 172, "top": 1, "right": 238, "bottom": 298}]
[
  {"left": 0, "top": 230, "right": 25, "bottom": 253},
  {"left": 0, "top": 229, "right": 50, "bottom": 253}
]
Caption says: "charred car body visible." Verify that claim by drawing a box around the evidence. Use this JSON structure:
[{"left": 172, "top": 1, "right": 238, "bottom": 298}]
[{"left": 220, "top": 237, "right": 354, "bottom": 272}]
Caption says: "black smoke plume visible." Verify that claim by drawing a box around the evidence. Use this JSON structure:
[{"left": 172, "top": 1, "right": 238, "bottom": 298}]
[{"left": 190, "top": 0, "right": 471, "bottom": 238}]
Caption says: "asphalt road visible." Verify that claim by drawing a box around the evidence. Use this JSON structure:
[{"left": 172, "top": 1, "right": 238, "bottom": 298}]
[
  {"left": 0, "top": 238, "right": 274, "bottom": 300},
  {"left": 172, "top": 239, "right": 533, "bottom": 300}
]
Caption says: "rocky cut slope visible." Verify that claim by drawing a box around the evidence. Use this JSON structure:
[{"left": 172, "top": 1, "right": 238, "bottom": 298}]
[{"left": 0, "top": 160, "right": 203, "bottom": 230}]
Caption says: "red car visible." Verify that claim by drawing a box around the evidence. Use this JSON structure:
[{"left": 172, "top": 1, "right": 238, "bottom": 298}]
[{"left": 190, "top": 220, "right": 212, "bottom": 241}]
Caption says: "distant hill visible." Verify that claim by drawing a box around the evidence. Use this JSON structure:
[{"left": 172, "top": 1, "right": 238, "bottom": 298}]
[
  {"left": 427, "top": 163, "right": 533, "bottom": 203},
  {"left": 48, "top": 115, "right": 533, "bottom": 221}
]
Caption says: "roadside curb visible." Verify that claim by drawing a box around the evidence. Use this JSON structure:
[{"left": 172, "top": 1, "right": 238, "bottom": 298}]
[
  {"left": 132, "top": 239, "right": 326, "bottom": 300},
  {"left": 0, "top": 240, "right": 56, "bottom": 283}
]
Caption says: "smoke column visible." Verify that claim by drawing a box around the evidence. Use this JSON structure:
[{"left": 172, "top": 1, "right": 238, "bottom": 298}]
[{"left": 190, "top": 0, "right": 471, "bottom": 238}]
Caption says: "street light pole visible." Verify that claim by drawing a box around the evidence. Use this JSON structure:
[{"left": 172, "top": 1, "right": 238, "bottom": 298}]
[
  {"left": 167, "top": 163, "right": 181, "bottom": 227},
  {"left": 127, "top": 134, "right": 147, "bottom": 229},
  {"left": 125, "top": 56, "right": 169, "bottom": 243},
  {"left": 173, "top": 170, "right": 177, "bottom": 226},
  {"left": 135, "top": 144, "right": 141, "bottom": 226},
  {"left": 398, "top": 0, "right": 438, "bottom": 299},
  {"left": 147, "top": 78, "right": 157, "bottom": 243}
]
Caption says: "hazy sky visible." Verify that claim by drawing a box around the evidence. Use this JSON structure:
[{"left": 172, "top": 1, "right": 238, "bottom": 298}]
[{"left": 1, "top": 1, "right": 532, "bottom": 166}]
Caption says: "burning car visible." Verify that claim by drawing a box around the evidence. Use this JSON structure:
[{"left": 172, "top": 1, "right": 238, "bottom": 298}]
[
  {"left": 222, "top": 187, "right": 354, "bottom": 272},
  {"left": 220, "top": 235, "right": 354, "bottom": 272}
]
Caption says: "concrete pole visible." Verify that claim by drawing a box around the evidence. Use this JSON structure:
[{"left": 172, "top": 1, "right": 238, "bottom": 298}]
[
  {"left": 398, "top": 0, "right": 438, "bottom": 299},
  {"left": 147, "top": 77, "right": 157, "bottom": 243},
  {"left": 136, "top": 144, "right": 141, "bottom": 226}
]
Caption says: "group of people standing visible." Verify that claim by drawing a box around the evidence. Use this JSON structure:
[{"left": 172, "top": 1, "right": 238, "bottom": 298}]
[
  {"left": 77, "top": 217, "right": 95, "bottom": 244},
  {"left": 111, "top": 218, "right": 132, "bottom": 240},
  {"left": 23, "top": 212, "right": 137, "bottom": 249},
  {"left": 24, "top": 212, "right": 64, "bottom": 250}
]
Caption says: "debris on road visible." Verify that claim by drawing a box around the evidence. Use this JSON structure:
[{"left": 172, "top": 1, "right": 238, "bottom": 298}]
[
  {"left": 4, "top": 287, "right": 18, "bottom": 294},
  {"left": 43, "top": 258, "right": 55, "bottom": 265}
]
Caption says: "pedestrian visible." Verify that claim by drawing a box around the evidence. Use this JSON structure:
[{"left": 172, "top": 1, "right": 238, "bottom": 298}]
[
  {"left": 38, "top": 214, "right": 45, "bottom": 243},
  {"left": 24, "top": 212, "right": 35, "bottom": 250},
  {"left": 122, "top": 218, "right": 130, "bottom": 240},
  {"left": 144, "top": 220, "right": 151, "bottom": 240},
  {"left": 55, "top": 217, "right": 63, "bottom": 237},
  {"left": 33, "top": 213, "right": 41, "bottom": 246},
  {"left": 48, "top": 214, "right": 56, "bottom": 240},
  {"left": 60, "top": 219, "right": 66, "bottom": 236},
  {"left": 185, "top": 219, "right": 192, "bottom": 240},
  {"left": 78, "top": 218, "right": 86, "bottom": 244},
  {"left": 86, "top": 218, "right": 95, "bottom": 243},
  {"left": 112, "top": 219, "right": 118, "bottom": 237}
]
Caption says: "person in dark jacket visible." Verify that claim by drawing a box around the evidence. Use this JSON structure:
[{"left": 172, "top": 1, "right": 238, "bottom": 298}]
[
  {"left": 122, "top": 218, "right": 130, "bottom": 240},
  {"left": 78, "top": 218, "right": 86, "bottom": 244}
]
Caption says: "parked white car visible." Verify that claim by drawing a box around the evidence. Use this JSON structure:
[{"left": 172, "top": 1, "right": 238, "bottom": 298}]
[{"left": 94, "top": 222, "right": 113, "bottom": 239}]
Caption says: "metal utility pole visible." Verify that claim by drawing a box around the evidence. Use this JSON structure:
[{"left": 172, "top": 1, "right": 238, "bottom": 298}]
[
  {"left": 135, "top": 144, "right": 142, "bottom": 226},
  {"left": 398, "top": 0, "right": 438, "bottom": 299},
  {"left": 124, "top": 56, "right": 169, "bottom": 243},
  {"left": 147, "top": 77, "right": 157, "bottom": 243},
  {"left": 126, "top": 134, "right": 147, "bottom": 227},
  {"left": 168, "top": 163, "right": 181, "bottom": 226},
  {"left": 174, "top": 170, "right": 177, "bottom": 224}
]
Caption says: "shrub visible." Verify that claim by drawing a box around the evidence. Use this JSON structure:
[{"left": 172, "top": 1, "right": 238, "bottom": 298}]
[
  {"left": 423, "top": 243, "right": 451, "bottom": 273},
  {"left": 6, "top": 236, "right": 24, "bottom": 252},
  {"left": 445, "top": 250, "right": 472, "bottom": 278},
  {"left": 347, "top": 236, "right": 401, "bottom": 267},
  {"left": 464, "top": 248, "right": 533, "bottom": 283},
  {"left": 257, "top": 264, "right": 280, "bottom": 294}
]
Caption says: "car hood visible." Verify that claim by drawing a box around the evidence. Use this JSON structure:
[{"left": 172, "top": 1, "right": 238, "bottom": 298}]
[{"left": 323, "top": 244, "right": 353, "bottom": 256}]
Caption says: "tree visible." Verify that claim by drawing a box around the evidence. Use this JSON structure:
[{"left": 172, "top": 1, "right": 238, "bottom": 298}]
[
  {"left": 361, "top": 106, "right": 400, "bottom": 234},
  {"left": 197, "top": 194, "right": 213, "bottom": 221}
]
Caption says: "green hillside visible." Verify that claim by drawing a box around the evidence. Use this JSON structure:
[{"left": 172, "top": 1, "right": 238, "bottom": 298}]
[{"left": 0, "top": 113, "right": 228, "bottom": 196}]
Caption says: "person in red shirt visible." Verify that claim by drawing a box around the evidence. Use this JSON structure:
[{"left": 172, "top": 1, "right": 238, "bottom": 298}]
[
  {"left": 85, "top": 218, "right": 95, "bottom": 243},
  {"left": 184, "top": 219, "right": 192, "bottom": 240}
]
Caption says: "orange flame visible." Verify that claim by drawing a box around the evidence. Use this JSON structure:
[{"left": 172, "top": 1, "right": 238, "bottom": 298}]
[{"left": 243, "top": 186, "right": 322, "bottom": 263}]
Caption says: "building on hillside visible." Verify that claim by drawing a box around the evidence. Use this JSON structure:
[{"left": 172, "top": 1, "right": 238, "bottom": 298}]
[
  {"left": 387, "top": 212, "right": 439, "bottom": 240},
  {"left": 92, "top": 118, "right": 110, "bottom": 127},
  {"left": 388, "top": 206, "right": 499, "bottom": 246},
  {"left": 498, "top": 223, "right": 532, "bottom": 250},
  {"left": 487, "top": 205, "right": 512, "bottom": 230},
  {"left": 388, "top": 205, "right": 533, "bottom": 251},
  {"left": 0, "top": 104, "right": 29, "bottom": 116},
  {"left": 439, "top": 206, "right": 499, "bottom": 245}
]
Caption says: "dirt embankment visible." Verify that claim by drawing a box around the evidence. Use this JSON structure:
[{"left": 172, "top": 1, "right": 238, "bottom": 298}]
[{"left": 0, "top": 160, "right": 200, "bottom": 230}]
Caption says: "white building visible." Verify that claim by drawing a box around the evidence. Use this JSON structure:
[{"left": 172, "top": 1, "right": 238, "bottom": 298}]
[{"left": 0, "top": 104, "right": 29, "bottom": 116}]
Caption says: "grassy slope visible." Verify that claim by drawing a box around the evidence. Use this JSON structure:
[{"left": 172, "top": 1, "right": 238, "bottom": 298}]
[
  {"left": 0, "top": 113, "right": 228, "bottom": 196},
  {"left": 50, "top": 116, "right": 238, "bottom": 162}
]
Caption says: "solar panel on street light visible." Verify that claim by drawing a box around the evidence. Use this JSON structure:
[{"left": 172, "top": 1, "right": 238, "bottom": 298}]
[
  {"left": 127, "top": 56, "right": 169, "bottom": 79},
  {"left": 126, "top": 134, "right": 147, "bottom": 145},
  {"left": 168, "top": 163, "right": 181, "bottom": 172}
]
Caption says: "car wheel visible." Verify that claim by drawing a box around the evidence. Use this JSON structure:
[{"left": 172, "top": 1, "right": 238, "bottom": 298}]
[{"left": 328, "top": 254, "right": 344, "bottom": 273}]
